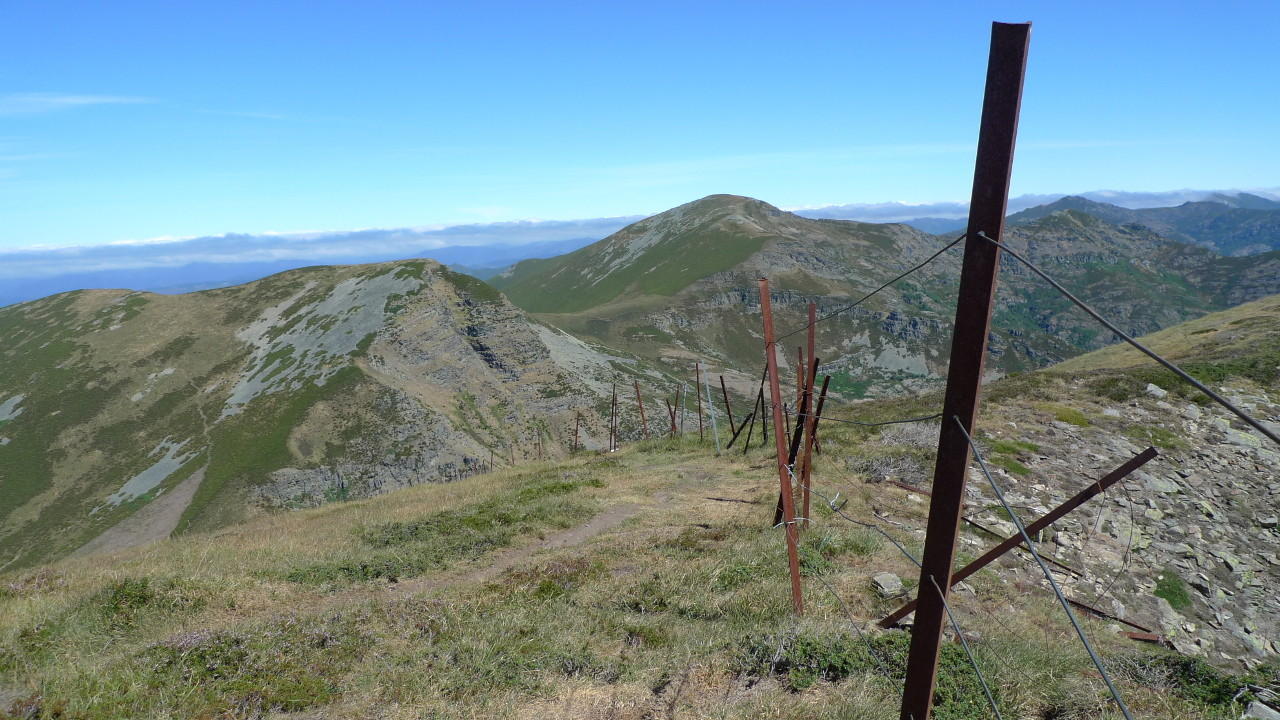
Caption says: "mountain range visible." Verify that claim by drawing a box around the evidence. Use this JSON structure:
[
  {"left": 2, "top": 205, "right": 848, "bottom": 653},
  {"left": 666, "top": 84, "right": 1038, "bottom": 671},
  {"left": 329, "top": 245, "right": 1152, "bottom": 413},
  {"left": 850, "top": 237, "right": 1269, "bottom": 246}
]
[
  {"left": 5, "top": 191, "right": 1280, "bottom": 572},
  {"left": 5, "top": 189, "right": 1279, "bottom": 308}
]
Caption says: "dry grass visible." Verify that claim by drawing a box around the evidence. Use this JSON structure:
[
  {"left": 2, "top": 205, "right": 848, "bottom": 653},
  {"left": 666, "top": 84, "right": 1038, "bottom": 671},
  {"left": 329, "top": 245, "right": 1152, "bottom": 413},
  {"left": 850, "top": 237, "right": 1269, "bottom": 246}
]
[{"left": 0, "top": 430, "right": 1251, "bottom": 719}]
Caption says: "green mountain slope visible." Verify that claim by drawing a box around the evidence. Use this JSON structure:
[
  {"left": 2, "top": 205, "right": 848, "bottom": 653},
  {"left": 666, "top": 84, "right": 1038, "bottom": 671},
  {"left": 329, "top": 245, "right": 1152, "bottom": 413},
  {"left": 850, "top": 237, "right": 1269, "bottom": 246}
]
[
  {"left": 1009, "top": 194, "right": 1280, "bottom": 256},
  {"left": 4, "top": 294, "right": 1280, "bottom": 717},
  {"left": 494, "top": 195, "right": 1280, "bottom": 398},
  {"left": 0, "top": 260, "right": 646, "bottom": 570}
]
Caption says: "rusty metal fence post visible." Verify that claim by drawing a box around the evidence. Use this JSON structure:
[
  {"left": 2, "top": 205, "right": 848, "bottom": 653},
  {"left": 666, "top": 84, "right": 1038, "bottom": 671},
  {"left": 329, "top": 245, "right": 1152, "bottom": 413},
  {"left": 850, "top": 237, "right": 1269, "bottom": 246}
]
[
  {"left": 900, "top": 21, "right": 1031, "bottom": 720},
  {"left": 758, "top": 277, "right": 804, "bottom": 615}
]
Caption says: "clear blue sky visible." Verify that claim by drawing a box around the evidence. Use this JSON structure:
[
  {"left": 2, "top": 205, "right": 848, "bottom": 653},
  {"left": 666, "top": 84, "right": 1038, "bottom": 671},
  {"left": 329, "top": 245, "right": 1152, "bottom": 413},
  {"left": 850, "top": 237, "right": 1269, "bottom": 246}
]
[{"left": 2, "top": 1, "right": 1277, "bottom": 249}]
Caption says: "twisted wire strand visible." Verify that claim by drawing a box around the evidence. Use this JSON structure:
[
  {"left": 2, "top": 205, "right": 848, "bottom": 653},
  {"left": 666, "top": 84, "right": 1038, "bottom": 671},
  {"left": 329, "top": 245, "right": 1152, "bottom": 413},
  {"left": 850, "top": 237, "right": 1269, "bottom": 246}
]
[
  {"left": 953, "top": 416, "right": 1136, "bottom": 720},
  {"left": 774, "top": 234, "right": 967, "bottom": 344},
  {"left": 786, "top": 408, "right": 944, "bottom": 427},
  {"left": 977, "top": 231, "right": 1280, "bottom": 448}
]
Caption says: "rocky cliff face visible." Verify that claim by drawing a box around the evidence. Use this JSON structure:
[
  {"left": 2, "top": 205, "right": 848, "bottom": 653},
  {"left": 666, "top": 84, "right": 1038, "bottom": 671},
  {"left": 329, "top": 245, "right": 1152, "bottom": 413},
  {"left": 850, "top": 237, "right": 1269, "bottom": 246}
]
[
  {"left": 0, "top": 260, "right": 640, "bottom": 569},
  {"left": 854, "top": 294, "right": 1280, "bottom": 666}
]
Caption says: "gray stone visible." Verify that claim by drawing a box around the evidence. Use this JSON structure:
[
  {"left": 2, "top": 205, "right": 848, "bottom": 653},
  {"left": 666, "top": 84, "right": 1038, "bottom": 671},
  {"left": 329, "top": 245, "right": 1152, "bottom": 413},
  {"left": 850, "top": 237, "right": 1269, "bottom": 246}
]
[
  {"left": 1259, "top": 516, "right": 1278, "bottom": 529},
  {"left": 1228, "top": 430, "right": 1262, "bottom": 448},
  {"left": 1243, "top": 701, "right": 1280, "bottom": 720},
  {"left": 872, "top": 572, "right": 904, "bottom": 598},
  {"left": 1145, "top": 383, "right": 1168, "bottom": 399}
]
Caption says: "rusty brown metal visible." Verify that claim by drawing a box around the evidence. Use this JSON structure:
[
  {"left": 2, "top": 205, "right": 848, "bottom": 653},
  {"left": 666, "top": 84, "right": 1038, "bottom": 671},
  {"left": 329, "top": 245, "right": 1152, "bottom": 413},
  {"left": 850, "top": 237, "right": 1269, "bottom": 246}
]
[
  {"left": 695, "top": 362, "right": 705, "bottom": 440},
  {"left": 739, "top": 393, "right": 761, "bottom": 453},
  {"left": 882, "top": 447, "right": 1156, "bottom": 629},
  {"left": 759, "top": 277, "right": 804, "bottom": 614},
  {"left": 799, "top": 374, "right": 828, "bottom": 528},
  {"left": 614, "top": 384, "right": 624, "bottom": 450},
  {"left": 773, "top": 355, "right": 818, "bottom": 526},
  {"left": 881, "top": 480, "right": 1084, "bottom": 577},
  {"left": 728, "top": 410, "right": 756, "bottom": 449},
  {"left": 633, "top": 381, "right": 650, "bottom": 441},
  {"left": 719, "top": 375, "right": 735, "bottom": 429},
  {"left": 1120, "top": 631, "right": 1166, "bottom": 645},
  {"left": 664, "top": 398, "right": 677, "bottom": 438},
  {"left": 901, "top": 23, "right": 1031, "bottom": 720}
]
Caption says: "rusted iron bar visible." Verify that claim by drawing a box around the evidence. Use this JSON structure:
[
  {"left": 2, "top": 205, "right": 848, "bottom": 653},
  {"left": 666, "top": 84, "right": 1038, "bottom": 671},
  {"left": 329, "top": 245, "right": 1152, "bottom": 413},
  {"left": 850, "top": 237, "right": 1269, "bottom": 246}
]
[
  {"left": 665, "top": 398, "right": 677, "bottom": 438},
  {"left": 740, "top": 394, "right": 761, "bottom": 454},
  {"left": 882, "top": 447, "right": 1155, "bottom": 629},
  {"left": 795, "top": 347, "right": 805, "bottom": 407},
  {"left": 901, "top": 22, "right": 1031, "bottom": 720},
  {"left": 798, "top": 374, "right": 828, "bottom": 528},
  {"left": 759, "top": 277, "right": 804, "bottom": 614},
  {"left": 962, "top": 515, "right": 1084, "bottom": 577},
  {"left": 881, "top": 479, "right": 1085, "bottom": 577},
  {"left": 695, "top": 362, "right": 704, "bottom": 440},
  {"left": 758, "top": 387, "right": 769, "bottom": 445},
  {"left": 726, "top": 410, "right": 756, "bottom": 449},
  {"left": 614, "top": 384, "right": 624, "bottom": 450},
  {"left": 773, "top": 355, "right": 818, "bottom": 526},
  {"left": 677, "top": 387, "right": 685, "bottom": 435},
  {"left": 719, "top": 375, "right": 735, "bottom": 429},
  {"left": 633, "top": 381, "right": 650, "bottom": 441}
]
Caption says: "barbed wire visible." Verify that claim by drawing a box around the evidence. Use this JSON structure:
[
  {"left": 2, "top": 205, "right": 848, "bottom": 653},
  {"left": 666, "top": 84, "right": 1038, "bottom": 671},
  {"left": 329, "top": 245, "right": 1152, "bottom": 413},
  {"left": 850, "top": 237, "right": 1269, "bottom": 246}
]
[
  {"left": 977, "top": 230, "right": 1280, "bottom": 448},
  {"left": 786, "top": 407, "right": 943, "bottom": 427},
  {"left": 953, "top": 415, "right": 1136, "bottom": 720},
  {"left": 790, "top": 464, "right": 1006, "bottom": 718},
  {"left": 774, "top": 234, "right": 967, "bottom": 344}
]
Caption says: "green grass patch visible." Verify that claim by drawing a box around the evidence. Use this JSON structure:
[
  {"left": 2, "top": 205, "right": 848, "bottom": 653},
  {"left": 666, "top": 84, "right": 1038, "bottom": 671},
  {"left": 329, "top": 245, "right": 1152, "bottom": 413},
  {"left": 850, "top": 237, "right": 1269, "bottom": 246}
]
[
  {"left": 989, "top": 455, "right": 1031, "bottom": 476},
  {"left": 1125, "top": 425, "right": 1186, "bottom": 450},
  {"left": 736, "top": 630, "right": 996, "bottom": 717},
  {"left": 284, "top": 473, "right": 604, "bottom": 584},
  {"left": 1154, "top": 568, "right": 1192, "bottom": 611}
]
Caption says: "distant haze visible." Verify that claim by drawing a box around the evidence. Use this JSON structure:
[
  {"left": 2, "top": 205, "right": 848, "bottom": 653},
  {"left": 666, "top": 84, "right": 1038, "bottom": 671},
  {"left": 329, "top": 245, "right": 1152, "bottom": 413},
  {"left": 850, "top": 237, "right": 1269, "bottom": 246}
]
[{"left": 2, "top": 187, "right": 1278, "bottom": 307}]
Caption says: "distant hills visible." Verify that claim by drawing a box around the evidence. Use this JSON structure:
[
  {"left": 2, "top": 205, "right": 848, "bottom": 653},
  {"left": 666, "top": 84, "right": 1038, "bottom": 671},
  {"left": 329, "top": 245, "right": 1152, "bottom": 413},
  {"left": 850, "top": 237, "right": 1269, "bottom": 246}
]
[
  {"left": 0, "top": 260, "right": 662, "bottom": 569},
  {"left": 1008, "top": 194, "right": 1280, "bottom": 255},
  {"left": 493, "top": 194, "right": 1280, "bottom": 396},
  {"left": 7, "top": 190, "right": 1280, "bottom": 569},
  {"left": 5, "top": 188, "right": 1279, "bottom": 308}
]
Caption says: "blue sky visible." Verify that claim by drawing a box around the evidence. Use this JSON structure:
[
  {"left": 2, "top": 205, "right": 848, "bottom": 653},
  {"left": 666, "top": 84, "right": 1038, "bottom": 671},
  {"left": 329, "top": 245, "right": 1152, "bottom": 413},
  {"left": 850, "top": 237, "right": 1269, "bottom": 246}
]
[{"left": 2, "top": 1, "right": 1277, "bottom": 250}]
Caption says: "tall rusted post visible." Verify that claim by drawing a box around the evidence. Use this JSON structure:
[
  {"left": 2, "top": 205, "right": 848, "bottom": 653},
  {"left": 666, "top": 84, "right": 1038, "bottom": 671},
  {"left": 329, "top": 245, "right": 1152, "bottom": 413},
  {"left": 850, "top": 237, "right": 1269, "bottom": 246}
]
[
  {"left": 695, "top": 362, "right": 704, "bottom": 440},
  {"left": 799, "top": 374, "right": 828, "bottom": 528},
  {"left": 609, "top": 384, "right": 618, "bottom": 452},
  {"left": 900, "top": 21, "right": 1030, "bottom": 720},
  {"left": 759, "top": 277, "right": 804, "bottom": 614},
  {"left": 632, "top": 380, "right": 650, "bottom": 440},
  {"left": 719, "top": 375, "right": 736, "bottom": 429},
  {"left": 795, "top": 347, "right": 805, "bottom": 406},
  {"left": 665, "top": 398, "right": 677, "bottom": 438}
]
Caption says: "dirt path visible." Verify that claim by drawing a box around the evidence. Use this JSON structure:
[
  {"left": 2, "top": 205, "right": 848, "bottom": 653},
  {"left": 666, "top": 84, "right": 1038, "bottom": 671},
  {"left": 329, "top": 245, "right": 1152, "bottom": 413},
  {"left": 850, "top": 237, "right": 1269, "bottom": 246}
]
[
  {"left": 389, "top": 501, "right": 642, "bottom": 596},
  {"left": 71, "top": 465, "right": 206, "bottom": 559}
]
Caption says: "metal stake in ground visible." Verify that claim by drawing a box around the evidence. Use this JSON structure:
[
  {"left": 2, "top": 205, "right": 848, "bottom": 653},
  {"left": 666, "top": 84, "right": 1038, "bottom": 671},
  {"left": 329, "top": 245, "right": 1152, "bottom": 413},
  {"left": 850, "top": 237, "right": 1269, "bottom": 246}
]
[
  {"left": 900, "top": 21, "right": 1031, "bottom": 720},
  {"left": 719, "top": 375, "right": 736, "bottom": 429},
  {"left": 695, "top": 362, "right": 704, "bottom": 440},
  {"left": 634, "top": 381, "right": 650, "bottom": 440},
  {"left": 798, "top": 374, "right": 829, "bottom": 527},
  {"left": 758, "top": 277, "right": 804, "bottom": 615}
]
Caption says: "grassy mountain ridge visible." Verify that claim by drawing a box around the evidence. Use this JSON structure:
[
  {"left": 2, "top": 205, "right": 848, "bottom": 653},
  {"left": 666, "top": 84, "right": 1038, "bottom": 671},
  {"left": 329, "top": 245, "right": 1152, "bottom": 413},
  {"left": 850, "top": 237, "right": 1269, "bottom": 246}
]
[
  {"left": 495, "top": 195, "right": 1280, "bottom": 398},
  {"left": 1009, "top": 195, "right": 1280, "bottom": 256},
  {"left": 0, "top": 259, "right": 649, "bottom": 571},
  {"left": 4, "top": 294, "right": 1280, "bottom": 717}
]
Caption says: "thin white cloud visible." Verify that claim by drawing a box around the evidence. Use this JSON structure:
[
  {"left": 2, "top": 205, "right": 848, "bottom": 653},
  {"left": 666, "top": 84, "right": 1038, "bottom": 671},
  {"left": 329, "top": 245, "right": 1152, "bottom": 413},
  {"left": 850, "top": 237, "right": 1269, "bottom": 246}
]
[{"left": 0, "top": 93, "right": 154, "bottom": 116}]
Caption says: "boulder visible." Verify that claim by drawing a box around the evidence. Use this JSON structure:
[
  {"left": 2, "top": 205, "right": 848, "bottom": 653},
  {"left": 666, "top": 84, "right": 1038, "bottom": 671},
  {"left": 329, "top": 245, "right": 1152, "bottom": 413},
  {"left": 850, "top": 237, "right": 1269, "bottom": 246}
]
[{"left": 872, "top": 572, "right": 905, "bottom": 598}]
